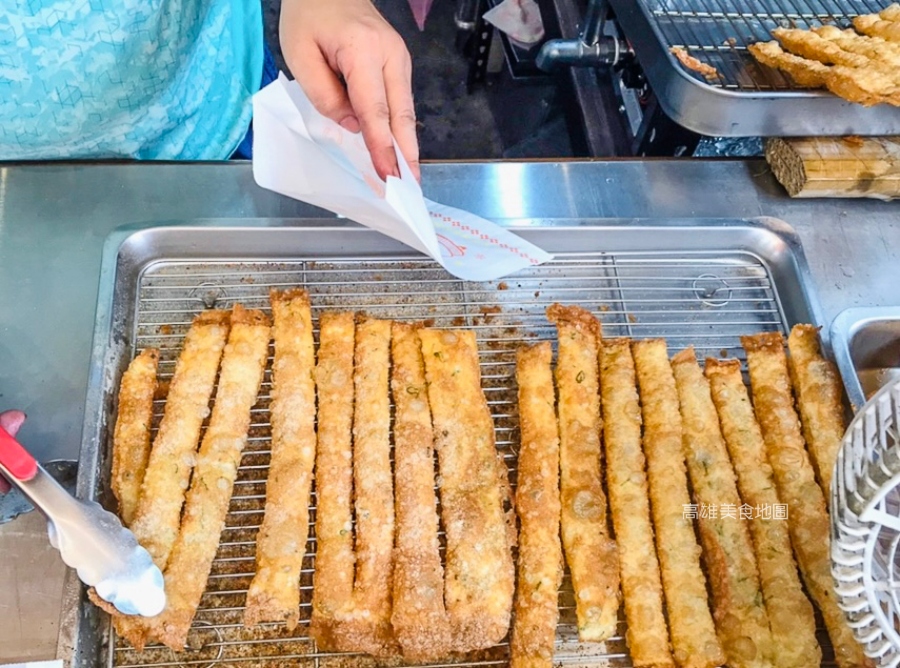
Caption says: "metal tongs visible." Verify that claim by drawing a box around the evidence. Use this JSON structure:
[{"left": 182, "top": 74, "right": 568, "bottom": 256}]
[{"left": 0, "top": 426, "right": 166, "bottom": 616}]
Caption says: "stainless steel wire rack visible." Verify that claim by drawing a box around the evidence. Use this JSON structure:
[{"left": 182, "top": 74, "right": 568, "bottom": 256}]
[
  {"left": 608, "top": 0, "right": 900, "bottom": 135},
  {"left": 644, "top": 0, "right": 889, "bottom": 91},
  {"left": 103, "top": 250, "right": 833, "bottom": 668},
  {"left": 58, "top": 220, "right": 831, "bottom": 668}
]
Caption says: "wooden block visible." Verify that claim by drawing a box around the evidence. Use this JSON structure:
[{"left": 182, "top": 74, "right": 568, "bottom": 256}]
[{"left": 766, "top": 136, "right": 900, "bottom": 200}]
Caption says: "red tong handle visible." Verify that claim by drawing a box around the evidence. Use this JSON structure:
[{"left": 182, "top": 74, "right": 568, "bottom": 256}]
[{"left": 0, "top": 426, "right": 38, "bottom": 481}]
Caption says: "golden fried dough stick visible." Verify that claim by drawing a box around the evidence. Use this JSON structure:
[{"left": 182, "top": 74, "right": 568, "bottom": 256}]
[
  {"left": 598, "top": 339, "right": 672, "bottom": 668},
  {"left": 419, "top": 328, "right": 514, "bottom": 653},
  {"left": 148, "top": 305, "right": 271, "bottom": 650},
  {"left": 390, "top": 322, "right": 452, "bottom": 662},
  {"left": 742, "top": 333, "right": 869, "bottom": 668},
  {"left": 244, "top": 290, "right": 316, "bottom": 630},
  {"left": 671, "top": 349, "right": 773, "bottom": 668},
  {"left": 112, "top": 348, "right": 160, "bottom": 527},
  {"left": 812, "top": 26, "right": 900, "bottom": 68},
  {"left": 787, "top": 324, "right": 846, "bottom": 499},
  {"left": 309, "top": 312, "right": 357, "bottom": 650},
  {"left": 129, "top": 310, "right": 230, "bottom": 570},
  {"left": 854, "top": 11, "right": 900, "bottom": 43},
  {"left": 510, "top": 343, "right": 563, "bottom": 668},
  {"left": 771, "top": 26, "right": 900, "bottom": 106},
  {"left": 632, "top": 340, "right": 723, "bottom": 668},
  {"left": 748, "top": 41, "right": 828, "bottom": 87},
  {"left": 749, "top": 39, "right": 899, "bottom": 106},
  {"left": 772, "top": 27, "right": 868, "bottom": 68},
  {"left": 545, "top": 304, "right": 619, "bottom": 643},
  {"left": 342, "top": 318, "right": 396, "bottom": 656},
  {"left": 825, "top": 66, "right": 900, "bottom": 107},
  {"left": 705, "top": 358, "right": 819, "bottom": 668}
]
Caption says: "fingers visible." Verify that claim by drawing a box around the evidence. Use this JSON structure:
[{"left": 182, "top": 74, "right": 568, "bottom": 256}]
[
  {"left": 0, "top": 410, "right": 26, "bottom": 494},
  {"left": 383, "top": 50, "right": 420, "bottom": 181},
  {"left": 339, "top": 45, "right": 401, "bottom": 180},
  {"left": 0, "top": 410, "right": 26, "bottom": 438},
  {"left": 294, "top": 46, "right": 361, "bottom": 133},
  {"left": 280, "top": 0, "right": 419, "bottom": 183}
]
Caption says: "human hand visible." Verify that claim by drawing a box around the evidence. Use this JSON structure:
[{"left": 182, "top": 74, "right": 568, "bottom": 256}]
[
  {"left": 279, "top": 0, "right": 420, "bottom": 182},
  {"left": 0, "top": 410, "right": 27, "bottom": 494}
]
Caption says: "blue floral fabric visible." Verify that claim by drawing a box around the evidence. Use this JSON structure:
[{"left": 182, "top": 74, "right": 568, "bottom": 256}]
[{"left": 0, "top": 0, "right": 264, "bottom": 160}]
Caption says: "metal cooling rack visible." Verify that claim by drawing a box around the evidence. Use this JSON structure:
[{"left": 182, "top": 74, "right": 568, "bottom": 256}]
[
  {"left": 642, "top": 0, "right": 890, "bottom": 91},
  {"left": 108, "top": 252, "right": 834, "bottom": 668},
  {"left": 608, "top": 0, "right": 900, "bottom": 135}
]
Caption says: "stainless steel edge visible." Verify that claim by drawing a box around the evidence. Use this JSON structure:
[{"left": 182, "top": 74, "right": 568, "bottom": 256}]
[
  {"left": 58, "top": 226, "right": 132, "bottom": 668},
  {"left": 830, "top": 306, "right": 900, "bottom": 411},
  {"left": 608, "top": 0, "right": 900, "bottom": 137},
  {"left": 62, "top": 215, "right": 824, "bottom": 668},
  {"left": 4, "top": 160, "right": 899, "bottom": 470}
]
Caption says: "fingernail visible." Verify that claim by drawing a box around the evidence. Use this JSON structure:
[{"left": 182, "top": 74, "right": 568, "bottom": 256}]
[{"left": 339, "top": 116, "right": 360, "bottom": 133}]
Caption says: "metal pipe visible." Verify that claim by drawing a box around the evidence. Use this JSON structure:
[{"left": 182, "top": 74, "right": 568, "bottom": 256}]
[
  {"left": 580, "top": 0, "right": 605, "bottom": 47},
  {"left": 536, "top": 0, "right": 627, "bottom": 70}
]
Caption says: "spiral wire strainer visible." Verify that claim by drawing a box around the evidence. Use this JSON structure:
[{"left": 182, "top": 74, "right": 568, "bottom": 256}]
[{"left": 833, "top": 378, "right": 900, "bottom": 667}]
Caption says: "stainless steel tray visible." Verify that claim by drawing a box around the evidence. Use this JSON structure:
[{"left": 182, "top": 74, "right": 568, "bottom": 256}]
[
  {"left": 608, "top": 0, "right": 900, "bottom": 136},
  {"left": 831, "top": 306, "right": 900, "bottom": 410},
  {"left": 60, "top": 217, "right": 831, "bottom": 668}
]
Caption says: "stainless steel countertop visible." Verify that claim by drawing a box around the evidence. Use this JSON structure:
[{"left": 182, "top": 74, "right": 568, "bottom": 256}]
[
  {"left": 0, "top": 159, "right": 898, "bottom": 661},
  {"left": 1, "top": 160, "right": 898, "bottom": 463}
]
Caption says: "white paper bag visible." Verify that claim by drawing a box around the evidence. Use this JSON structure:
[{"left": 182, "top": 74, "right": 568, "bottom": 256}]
[{"left": 252, "top": 74, "right": 553, "bottom": 282}]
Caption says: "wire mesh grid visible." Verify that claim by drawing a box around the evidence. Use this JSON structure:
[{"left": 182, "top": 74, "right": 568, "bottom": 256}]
[
  {"left": 108, "top": 251, "right": 833, "bottom": 668},
  {"left": 640, "top": 0, "right": 893, "bottom": 90}
]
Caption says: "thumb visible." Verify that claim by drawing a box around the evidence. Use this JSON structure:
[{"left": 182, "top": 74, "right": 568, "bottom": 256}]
[{"left": 0, "top": 410, "right": 26, "bottom": 438}]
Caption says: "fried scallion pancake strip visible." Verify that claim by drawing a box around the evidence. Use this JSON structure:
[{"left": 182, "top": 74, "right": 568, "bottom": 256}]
[
  {"left": 114, "top": 313, "right": 232, "bottom": 651},
  {"left": 129, "top": 310, "right": 230, "bottom": 571},
  {"left": 742, "top": 333, "right": 869, "bottom": 668},
  {"left": 309, "top": 312, "right": 357, "bottom": 650},
  {"left": 546, "top": 304, "right": 619, "bottom": 642},
  {"left": 632, "top": 339, "right": 724, "bottom": 668},
  {"left": 148, "top": 305, "right": 271, "bottom": 650},
  {"left": 112, "top": 347, "right": 160, "bottom": 527},
  {"left": 390, "top": 322, "right": 452, "bottom": 662},
  {"left": 671, "top": 348, "right": 773, "bottom": 668},
  {"left": 787, "top": 324, "right": 845, "bottom": 499},
  {"left": 599, "top": 339, "right": 673, "bottom": 668},
  {"left": 244, "top": 289, "right": 316, "bottom": 630},
  {"left": 419, "top": 328, "right": 514, "bottom": 653},
  {"left": 510, "top": 342, "right": 563, "bottom": 668},
  {"left": 340, "top": 318, "right": 396, "bottom": 656},
  {"left": 705, "top": 357, "right": 819, "bottom": 668}
]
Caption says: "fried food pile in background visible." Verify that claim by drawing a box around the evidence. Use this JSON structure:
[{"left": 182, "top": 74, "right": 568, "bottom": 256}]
[
  {"left": 105, "top": 292, "right": 865, "bottom": 667},
  {"left": 750, "top": 3, "right": 900, "bottom": 106}
]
